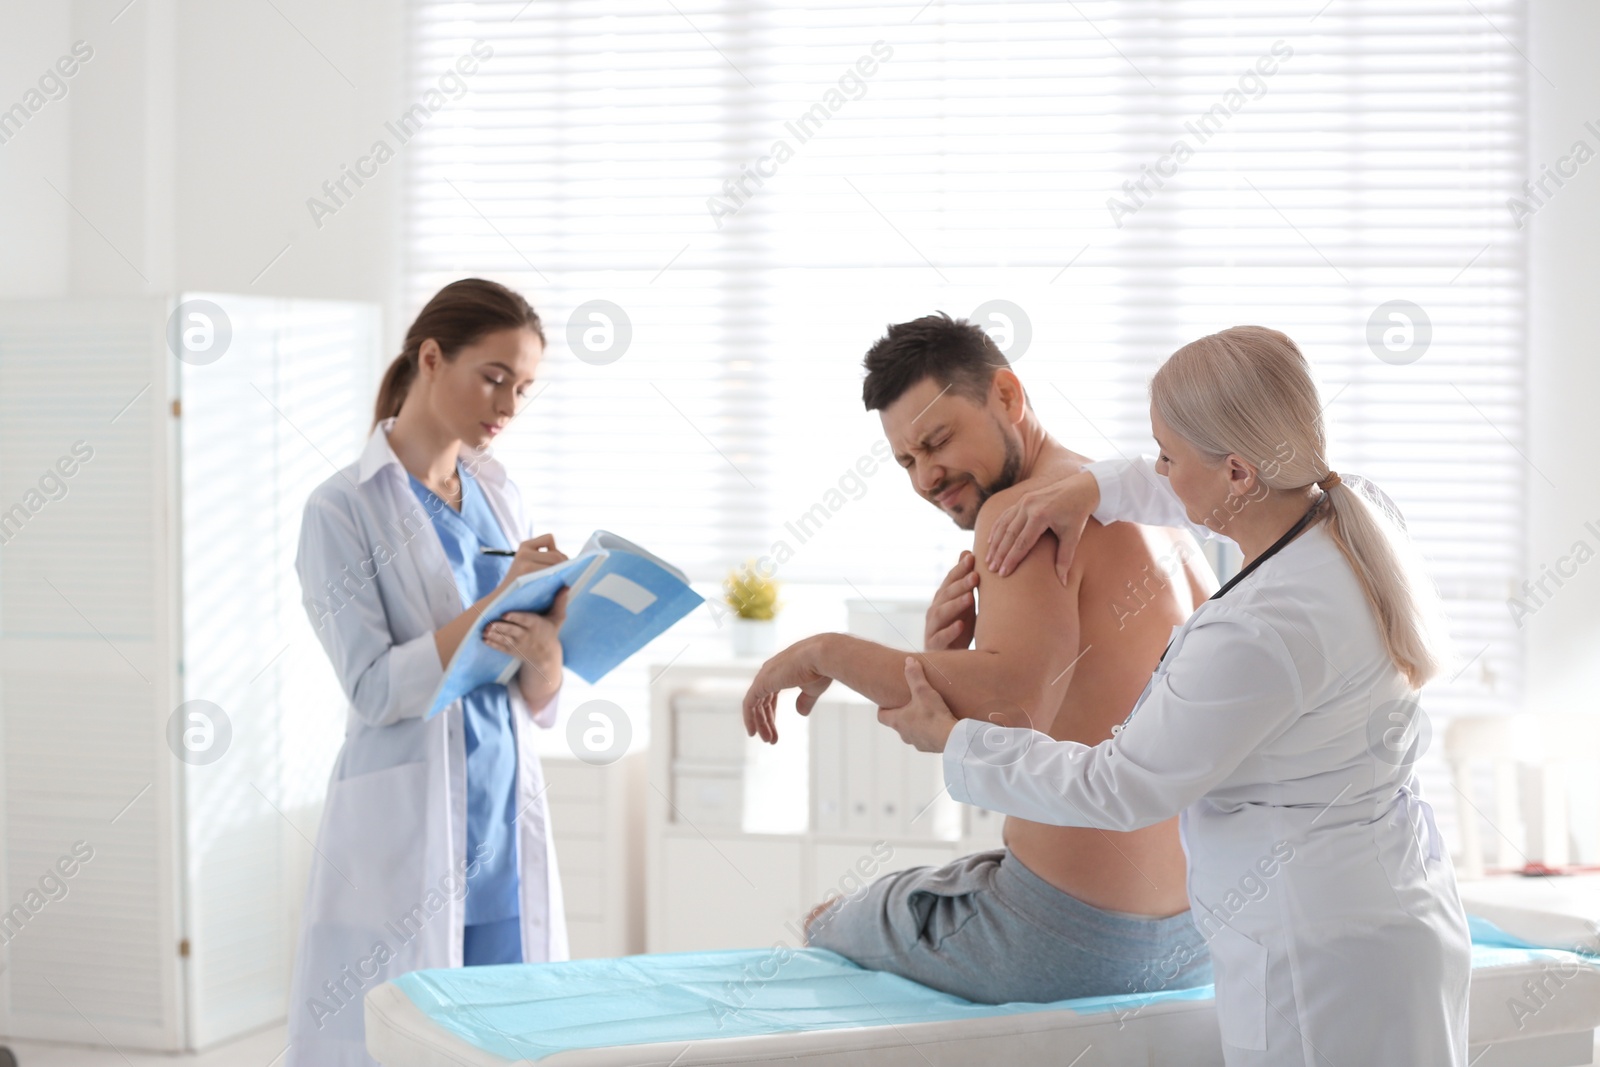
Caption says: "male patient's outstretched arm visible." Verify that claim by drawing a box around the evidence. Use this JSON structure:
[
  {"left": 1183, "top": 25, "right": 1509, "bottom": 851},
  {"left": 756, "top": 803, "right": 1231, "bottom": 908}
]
[{"left": 749, "top": 490, "right": 1086, "bottom": 737}]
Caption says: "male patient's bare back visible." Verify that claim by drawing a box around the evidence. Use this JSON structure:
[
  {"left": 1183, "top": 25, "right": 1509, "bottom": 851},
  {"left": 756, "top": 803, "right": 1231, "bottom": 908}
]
[{"left": 978, "top": 458, "right": 1215, "bottom": 918}]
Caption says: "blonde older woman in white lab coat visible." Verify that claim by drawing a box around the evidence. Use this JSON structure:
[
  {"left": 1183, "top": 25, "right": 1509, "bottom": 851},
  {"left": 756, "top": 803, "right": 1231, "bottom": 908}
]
[
  {"left": 876, "top": 326, "right": 1471, "bottom": 1066},
  {"left": 287, "top": 279, "right": 572, "bottom": 1067}
]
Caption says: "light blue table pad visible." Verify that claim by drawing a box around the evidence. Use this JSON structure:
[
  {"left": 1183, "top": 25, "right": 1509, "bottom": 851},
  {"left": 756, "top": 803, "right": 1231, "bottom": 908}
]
[{"left": 390, "top": 917, "right": 1595, "bottom": 1063}]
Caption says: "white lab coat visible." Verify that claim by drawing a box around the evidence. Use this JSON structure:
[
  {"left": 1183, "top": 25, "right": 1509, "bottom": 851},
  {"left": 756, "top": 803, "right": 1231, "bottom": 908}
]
[
  {"left": 285, "top": 416, "right": 568, "bottom": 1067},
  {"left": 943, "top": 456, "right": 1470, "bottom": 1066}
]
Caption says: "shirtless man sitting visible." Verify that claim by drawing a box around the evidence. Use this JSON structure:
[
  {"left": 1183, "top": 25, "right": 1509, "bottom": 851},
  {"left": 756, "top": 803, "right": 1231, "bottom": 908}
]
[{"left": 740, "top": 313, "right": 1216, "bottom": 1004}]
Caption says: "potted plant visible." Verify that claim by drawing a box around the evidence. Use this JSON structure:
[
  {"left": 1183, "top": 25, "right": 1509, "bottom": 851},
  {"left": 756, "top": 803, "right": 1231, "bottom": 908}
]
[{"left": 723, "top": 562, "right": 780, "bottom": 657}]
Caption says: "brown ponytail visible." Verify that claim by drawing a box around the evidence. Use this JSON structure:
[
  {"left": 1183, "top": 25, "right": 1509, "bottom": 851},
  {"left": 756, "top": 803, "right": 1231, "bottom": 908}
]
[{"left": 373, "top": 278, "right": 547, "bottom": 431}]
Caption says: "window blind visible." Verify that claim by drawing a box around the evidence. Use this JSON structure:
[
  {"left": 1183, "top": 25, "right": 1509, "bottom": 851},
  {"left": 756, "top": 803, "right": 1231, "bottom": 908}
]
[{"left": 403, "top": 0, "right": 1527, "bottom": 746}]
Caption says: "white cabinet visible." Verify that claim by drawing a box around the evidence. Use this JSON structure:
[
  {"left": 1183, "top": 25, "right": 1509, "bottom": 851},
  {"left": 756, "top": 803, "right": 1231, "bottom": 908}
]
[
  {"left": 659, "top": 835, "right": 808, "bottom": 952},
  {"left": 645, "top": 661, "right": 1005, "bottom": 954},
  {"left": 543, "top": 752, "right": 644, "bottom": 959},
  {"left": 0, "top": 295, "right": 377, "bottom": 1051},
  {"left": 807, "top": 696, "right": 960, "bottom": 841}
]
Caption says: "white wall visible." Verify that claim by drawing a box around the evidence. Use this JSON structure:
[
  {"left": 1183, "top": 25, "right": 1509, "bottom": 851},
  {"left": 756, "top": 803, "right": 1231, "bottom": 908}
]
[
  {"left": 1525, "top": 0, "right": 1600, "bottom": 714},
  {"left": 0, "top": 0, "right": 408, "bottom": 314},
  {"left": 0, "top": 3, "right": 75, "bottom": 296},
  {"left": 171, "top": 0, "right": 406, "bottom": 308}
]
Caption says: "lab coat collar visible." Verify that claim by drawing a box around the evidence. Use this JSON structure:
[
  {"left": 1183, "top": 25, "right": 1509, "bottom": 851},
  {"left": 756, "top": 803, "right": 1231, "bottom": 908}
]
[{"left": 357, "top": 415, "right": 511, "bottom": 490}]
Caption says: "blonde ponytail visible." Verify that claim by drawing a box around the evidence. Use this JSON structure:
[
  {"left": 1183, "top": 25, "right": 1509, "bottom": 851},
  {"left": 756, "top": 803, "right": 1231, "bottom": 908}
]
[
  {"left": 1319, "top": 478, "right": 1452, "bottom": 688},
  {"left": 1151, "top": 326, "right": 1452, "bottom": 689}
]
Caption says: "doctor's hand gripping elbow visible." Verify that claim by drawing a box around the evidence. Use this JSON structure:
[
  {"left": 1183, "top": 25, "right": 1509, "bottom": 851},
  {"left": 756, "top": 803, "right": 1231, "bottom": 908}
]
[
  {"left": 878, "top": 657, "right": 960, "bottom": 753},
  {"left": 984, "top": 469, "right": 1100, "bottom": 583}
]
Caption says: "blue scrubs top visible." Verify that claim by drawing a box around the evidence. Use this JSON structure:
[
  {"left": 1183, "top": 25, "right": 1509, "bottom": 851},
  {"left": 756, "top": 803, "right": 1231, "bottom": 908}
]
[{"left": 408, "top": 460, "right": 523, "bottom": 962}]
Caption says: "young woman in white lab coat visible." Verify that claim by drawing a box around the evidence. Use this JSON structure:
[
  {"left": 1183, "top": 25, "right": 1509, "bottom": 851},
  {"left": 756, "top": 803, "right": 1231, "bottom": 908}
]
[
  {"left": 286, "top": 279, "right": 571, "bottom": 1067},
  {"left": 875, "top": 326, "right": 1472, "bottom": 1066}
]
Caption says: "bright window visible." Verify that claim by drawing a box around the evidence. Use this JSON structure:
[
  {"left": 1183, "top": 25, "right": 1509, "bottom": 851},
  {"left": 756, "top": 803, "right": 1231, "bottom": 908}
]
[{"left": 404, "top": 1, "right": 1527, "bottom": 761}]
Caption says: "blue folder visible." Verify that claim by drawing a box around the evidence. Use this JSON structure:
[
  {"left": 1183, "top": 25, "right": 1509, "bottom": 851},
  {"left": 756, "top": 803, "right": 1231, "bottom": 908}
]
[{"left": 425, "top": 531, "right": 703, "bottom": 719}]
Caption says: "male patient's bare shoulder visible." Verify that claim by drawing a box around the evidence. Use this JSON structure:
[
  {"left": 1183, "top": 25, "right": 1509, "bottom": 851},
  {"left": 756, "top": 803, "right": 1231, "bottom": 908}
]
[
  {"left": 974, "top": 481, "right": 1054, "bottom": 542},
  {"left": 971, "top": 482, "right": 1069, "bottom": 583}
]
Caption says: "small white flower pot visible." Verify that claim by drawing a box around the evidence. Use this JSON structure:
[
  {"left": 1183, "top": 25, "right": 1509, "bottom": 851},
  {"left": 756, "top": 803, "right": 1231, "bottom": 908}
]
[{"left": 729, "top": 617, "right": 777, "bottom": 658}]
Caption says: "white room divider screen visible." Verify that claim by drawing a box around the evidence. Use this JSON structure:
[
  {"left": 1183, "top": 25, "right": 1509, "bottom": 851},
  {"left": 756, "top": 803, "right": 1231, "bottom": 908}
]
[{"left": 0, "top": 295, "right": 377, "bottom": 1050}]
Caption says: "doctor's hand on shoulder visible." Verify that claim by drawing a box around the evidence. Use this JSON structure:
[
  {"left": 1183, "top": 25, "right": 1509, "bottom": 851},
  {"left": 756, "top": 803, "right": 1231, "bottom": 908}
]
[
  {"left": 984, "top": 469, "right": 1099, "bottom": 585},
  {"left": 878, "top": 657, "right": 959, "bottom": 754}
]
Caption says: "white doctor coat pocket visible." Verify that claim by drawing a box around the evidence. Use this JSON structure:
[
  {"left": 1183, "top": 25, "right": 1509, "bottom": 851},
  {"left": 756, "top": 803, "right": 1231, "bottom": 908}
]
[
  {"left": 321, "top": 760, "right": 430, "bottom": 922},
  {"left": 1211, "top": 923, "right": 1269, "bottom": 1051}
]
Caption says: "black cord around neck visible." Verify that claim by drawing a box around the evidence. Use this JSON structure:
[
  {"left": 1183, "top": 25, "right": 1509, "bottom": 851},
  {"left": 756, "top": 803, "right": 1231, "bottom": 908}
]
[{"left": 1209, "top": 492, "right": 1330, "bottom": 603}]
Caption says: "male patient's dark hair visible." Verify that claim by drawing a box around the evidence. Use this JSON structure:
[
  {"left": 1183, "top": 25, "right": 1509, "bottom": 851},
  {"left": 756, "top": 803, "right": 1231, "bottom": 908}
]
[{"left": 861, "top": 312, "right": 1012, "bottom": 412}]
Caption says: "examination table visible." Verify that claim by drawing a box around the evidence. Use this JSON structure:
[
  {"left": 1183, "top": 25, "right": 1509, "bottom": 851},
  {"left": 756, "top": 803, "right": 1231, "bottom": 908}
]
[{"left": 365, "top": 917, "right": 1600, "bottom": 1066}]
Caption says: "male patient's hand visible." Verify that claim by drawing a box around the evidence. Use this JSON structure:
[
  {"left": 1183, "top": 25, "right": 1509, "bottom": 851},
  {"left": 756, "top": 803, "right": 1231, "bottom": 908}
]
[
  {"left": 742, "top": 636, "right": 834, "bottom": 744},
  {"left": 925, "top": 552, "right": 978, "bottom": 651}
]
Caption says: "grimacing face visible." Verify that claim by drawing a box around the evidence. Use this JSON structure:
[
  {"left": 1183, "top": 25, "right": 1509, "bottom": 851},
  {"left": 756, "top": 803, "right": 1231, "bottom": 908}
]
[
  {"left": 422, "top": 326, "right": 544, "bottom": 449},
  {"left": 880, "top": 375, "right": 1023, "bottom": 531}
]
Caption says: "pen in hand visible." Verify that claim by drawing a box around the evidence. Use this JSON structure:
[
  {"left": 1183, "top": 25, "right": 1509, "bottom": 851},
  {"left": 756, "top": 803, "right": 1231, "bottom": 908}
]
[{"left": 479, "top": 547, "right": 516, "bottom": 556}]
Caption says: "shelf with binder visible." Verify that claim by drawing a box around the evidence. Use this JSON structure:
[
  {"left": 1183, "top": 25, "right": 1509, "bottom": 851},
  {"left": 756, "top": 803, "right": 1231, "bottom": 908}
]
[{"left": 646, "top": 660, "right": 1002, "bottom": 953}]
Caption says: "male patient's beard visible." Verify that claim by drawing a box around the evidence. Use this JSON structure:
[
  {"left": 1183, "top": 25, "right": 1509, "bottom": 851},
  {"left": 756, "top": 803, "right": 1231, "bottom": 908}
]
[{"left": 938, "top": 428, "right": 1024, "bottom": 531}]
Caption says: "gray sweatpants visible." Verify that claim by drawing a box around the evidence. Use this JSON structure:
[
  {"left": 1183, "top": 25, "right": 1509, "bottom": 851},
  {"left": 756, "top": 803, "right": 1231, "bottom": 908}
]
[{"left": 806, "top": 848, "right": 1212, "bottom": 1005}]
